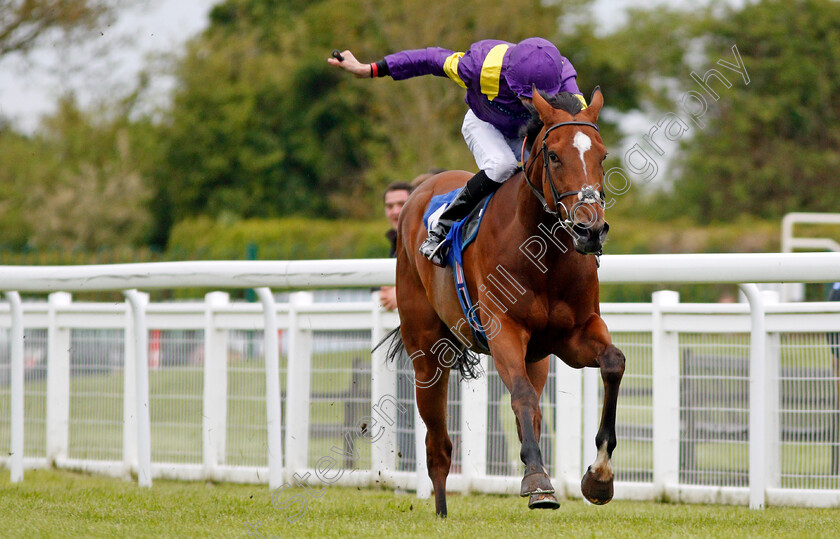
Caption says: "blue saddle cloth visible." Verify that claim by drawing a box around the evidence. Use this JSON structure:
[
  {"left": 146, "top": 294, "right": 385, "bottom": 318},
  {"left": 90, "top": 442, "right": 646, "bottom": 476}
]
[
  {"left": 422, "top": 190, "right": 495, "bottom": 268},
  {"left": 422, "top": 189, "right": 496, "bottom": 353}
]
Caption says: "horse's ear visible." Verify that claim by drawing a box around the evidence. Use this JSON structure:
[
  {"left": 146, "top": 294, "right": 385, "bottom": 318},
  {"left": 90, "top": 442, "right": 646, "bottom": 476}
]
[
  {"left": 583, "top": 86, "right": 604, "bottom": 122},
  {"left": 532, "top": 86, "right": 556, "bottom": 122}
]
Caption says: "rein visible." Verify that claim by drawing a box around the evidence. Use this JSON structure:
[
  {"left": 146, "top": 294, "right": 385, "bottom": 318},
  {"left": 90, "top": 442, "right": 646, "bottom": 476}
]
[{"left": 523, "top": 120, "right": 605, "bottom": 227}]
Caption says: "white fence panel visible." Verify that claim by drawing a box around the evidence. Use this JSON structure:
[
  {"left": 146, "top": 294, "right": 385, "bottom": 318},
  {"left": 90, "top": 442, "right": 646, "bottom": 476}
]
[{"left": 1, "top": 254, "right": 840, "bottom": 508}]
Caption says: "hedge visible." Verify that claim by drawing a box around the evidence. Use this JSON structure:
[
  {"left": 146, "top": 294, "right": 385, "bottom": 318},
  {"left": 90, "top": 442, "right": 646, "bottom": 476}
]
[{"left": 167, "top": 216, "right": 393, "bottom": 260}]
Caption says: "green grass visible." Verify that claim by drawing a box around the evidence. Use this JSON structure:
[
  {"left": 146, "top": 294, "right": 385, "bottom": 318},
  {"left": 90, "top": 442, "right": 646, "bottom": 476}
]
[{"left": 1, "top": 469, "right": 840, "bottom": 538}]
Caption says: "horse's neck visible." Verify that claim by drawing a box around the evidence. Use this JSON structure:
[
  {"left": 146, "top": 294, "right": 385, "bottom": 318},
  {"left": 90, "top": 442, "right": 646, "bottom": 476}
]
[{"left": 479, "top": 172, "right": 597, "bottom": 316}]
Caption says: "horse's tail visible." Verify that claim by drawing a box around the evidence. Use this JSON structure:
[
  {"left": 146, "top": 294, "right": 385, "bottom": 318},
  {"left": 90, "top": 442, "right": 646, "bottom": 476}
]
[
  {"left": 373, "top": 326, "right": 405, "bottom": 366},
  {"left": 372, "top": 326, "right": 484, "bottom": 380},
  {"left": 456, "top": 349, "right": 483, "bottom": 380}
]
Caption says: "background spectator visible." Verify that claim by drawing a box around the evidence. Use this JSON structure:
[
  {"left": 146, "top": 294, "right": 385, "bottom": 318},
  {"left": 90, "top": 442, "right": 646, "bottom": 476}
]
[{"left": 380, "top": 181, "right": 413, "bottom": 310}]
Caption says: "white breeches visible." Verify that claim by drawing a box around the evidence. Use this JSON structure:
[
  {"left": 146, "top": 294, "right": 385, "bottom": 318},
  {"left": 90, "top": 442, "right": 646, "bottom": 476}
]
[{"left": 461, "top": 110, "right": 524, "bottom": 183}]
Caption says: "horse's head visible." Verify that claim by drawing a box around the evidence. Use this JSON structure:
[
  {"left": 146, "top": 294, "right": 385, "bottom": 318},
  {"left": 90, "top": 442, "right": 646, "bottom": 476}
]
[{"left": 524, "top": 87, "right": 608, "bottom": 255}]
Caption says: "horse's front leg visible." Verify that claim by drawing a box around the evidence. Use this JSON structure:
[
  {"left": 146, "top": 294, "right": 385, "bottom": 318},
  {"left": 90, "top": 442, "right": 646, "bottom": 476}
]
[
  {"left": 574, "top": 316, "right": 626, "bottom": 505},
  {"left": 491, "top": 330, "right": 560, "bottom": 509},
  {"left": 580, "top": 343, "right": 625, "bottom": 504},
  {"left": 559, "top": 313, "right": 626, "bottom": 504}
]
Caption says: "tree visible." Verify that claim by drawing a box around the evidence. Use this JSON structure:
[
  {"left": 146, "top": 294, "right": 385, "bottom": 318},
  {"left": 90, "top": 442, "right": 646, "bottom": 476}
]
[
  {"left": 154, "top": 3, "right": 378, "bottom": 230},
  {"left": 0, "top": 96, "right": 155, "bottom": 250},
  {"left": 686, "top": 0, "right": 840, "bottom": 221},
  {"left": 0, "top": 0, "right": 120, "bottom": 57},
  {"left": 0, "top": 128, "right": 43, "bottom": 247},
  {"left": 152, "top": 0, "right": 596, "bottom": 239},
  {"left": 639, "top": 0, "right": 840, "bottom": 222}
]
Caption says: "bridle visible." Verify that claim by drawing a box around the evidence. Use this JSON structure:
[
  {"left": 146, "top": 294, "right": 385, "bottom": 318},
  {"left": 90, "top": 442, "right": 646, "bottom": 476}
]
[{"left": 522, "top": 120, "right": 606, "bottom": 227}]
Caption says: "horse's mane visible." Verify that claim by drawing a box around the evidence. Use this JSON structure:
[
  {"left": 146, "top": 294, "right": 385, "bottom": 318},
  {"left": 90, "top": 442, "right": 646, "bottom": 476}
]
[{"left": 521, "top": 91, "right": 584, "bottom": 146}]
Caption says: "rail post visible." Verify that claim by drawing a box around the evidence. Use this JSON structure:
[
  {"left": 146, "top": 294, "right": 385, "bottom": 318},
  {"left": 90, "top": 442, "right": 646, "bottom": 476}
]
[
  {"left": 763, "top": 291, "right": 781, "bottom": 491},
  {"left": 414, "top": 401, "right": 432, "bottom": 498},
  {"left": 740, "top": 283, "right": 767, "bottom": 509},
  {"left": 582, "top": 366, "right": 599, "bottom": 489},
  {"left": 46, "top": 292, "right": 72, "bottom": 467},
  {"left": 652, "top": 290, "right": 680, "bottom": 497},
  {"left": 555, "top": 357, "right": 583, "bottom": 496},
  {"left": 6, "top": 291, "right": 24, "bottom": 483},
  {"left": 123, "top": 297, "right": 137, "bottom": 478},
  {"left": 123, "top": 290, "right": 152, "bottom": 488},
  {"left": 203, "top": 291, "right": 230, "bottom": 480},
  {"left": 284, "top": 291, "right": 313, "bottom": 482},
  {"left": 460, "top": 355, "right": 488, "bottom": 493},
  {"left": 370, "top": 291, "right": 398, "bottom": 487},
  {"left": 256, "top": 287, "right": 284, "bottom": 490}
]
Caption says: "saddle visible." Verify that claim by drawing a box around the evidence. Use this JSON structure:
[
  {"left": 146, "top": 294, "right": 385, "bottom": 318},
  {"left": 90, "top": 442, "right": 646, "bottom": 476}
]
[{"left": 422, "top": 189, "right": 497, "bottom": 353}]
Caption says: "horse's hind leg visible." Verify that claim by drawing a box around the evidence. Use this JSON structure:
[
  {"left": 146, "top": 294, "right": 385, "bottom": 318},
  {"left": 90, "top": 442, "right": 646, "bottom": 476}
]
[
  {"left": 398, "top": 289, "right": 454, "bottom": 516},
  {"left": 413, "top": 352, "right": 452, "bottom": 517},
  {"left": 402, "top": 317, "right": 454, "bottom": 516},
  {"left": 492, "top": 338, "right": 558, "bottom": 509},
  {"left": 581, "top": 343, "right": 626, "bottom": 505}
]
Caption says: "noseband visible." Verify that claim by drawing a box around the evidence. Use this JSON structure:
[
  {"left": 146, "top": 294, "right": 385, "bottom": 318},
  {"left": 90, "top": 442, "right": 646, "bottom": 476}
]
[{"left": 523, "top": 120, "right": 605, "bottom": 227}]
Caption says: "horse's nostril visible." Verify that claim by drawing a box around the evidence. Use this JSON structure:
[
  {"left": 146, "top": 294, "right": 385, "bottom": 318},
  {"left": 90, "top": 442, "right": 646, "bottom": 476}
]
[
  {"left": 581, "top": 225, "right": 602, "bottom": 241},
  {"left": 572, "top": 224, "right": 591, "bottom": 237}
]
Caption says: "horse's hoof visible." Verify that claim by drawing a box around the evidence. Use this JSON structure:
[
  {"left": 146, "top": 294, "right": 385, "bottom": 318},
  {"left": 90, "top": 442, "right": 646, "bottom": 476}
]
[
  {"left": 580, "top": 466, "right": 614, "bottom": 505},
  {"left": 520, "top": 466, "right": 555, "bottom": 497},
  {"left": 528, "top": 492, "right": 560, "bottom": 510}
]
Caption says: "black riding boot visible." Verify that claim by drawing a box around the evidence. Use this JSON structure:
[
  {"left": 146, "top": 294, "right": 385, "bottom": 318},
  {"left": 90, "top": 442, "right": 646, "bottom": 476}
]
[{"left": 420, "top": 170, "right": 501, "bottom": 266}]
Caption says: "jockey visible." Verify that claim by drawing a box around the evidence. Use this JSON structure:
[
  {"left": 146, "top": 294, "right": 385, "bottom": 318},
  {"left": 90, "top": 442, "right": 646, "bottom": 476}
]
[{"left": 329, "top": 37, "right": 586, "bottom": 266}]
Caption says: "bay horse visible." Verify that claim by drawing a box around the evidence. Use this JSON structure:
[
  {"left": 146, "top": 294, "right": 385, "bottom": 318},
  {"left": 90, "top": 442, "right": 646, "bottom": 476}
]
[{"left": 389, "top": 87, "right": 625, "bottom": 516}]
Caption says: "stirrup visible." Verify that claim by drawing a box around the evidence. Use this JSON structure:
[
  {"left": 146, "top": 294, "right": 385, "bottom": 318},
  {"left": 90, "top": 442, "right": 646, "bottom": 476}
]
[{"left": 419, "top": 233, "right": 449, "bottom": 267}]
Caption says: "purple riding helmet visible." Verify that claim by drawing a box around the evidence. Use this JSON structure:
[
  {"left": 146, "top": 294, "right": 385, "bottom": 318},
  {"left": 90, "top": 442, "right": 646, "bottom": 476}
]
[{"left": 504, "top": 37, "right": 565, "bottom": 98}]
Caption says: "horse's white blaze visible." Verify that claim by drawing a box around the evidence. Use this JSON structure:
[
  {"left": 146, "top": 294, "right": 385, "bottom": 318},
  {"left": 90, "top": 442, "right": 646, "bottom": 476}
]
[{"left": 573, "top": 131, "right": 592, "bottom": 177}]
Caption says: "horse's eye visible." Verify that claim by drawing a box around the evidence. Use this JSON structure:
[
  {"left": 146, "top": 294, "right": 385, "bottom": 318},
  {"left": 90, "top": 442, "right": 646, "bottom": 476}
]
[{"left": 548, "top": 151, "right": 560, "bottom": 163}]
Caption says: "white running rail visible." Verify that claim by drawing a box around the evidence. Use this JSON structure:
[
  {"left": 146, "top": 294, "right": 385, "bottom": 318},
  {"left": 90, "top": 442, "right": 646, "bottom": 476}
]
[{"left": 1, "top": 253, "right": 839, "bottom": 510}]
